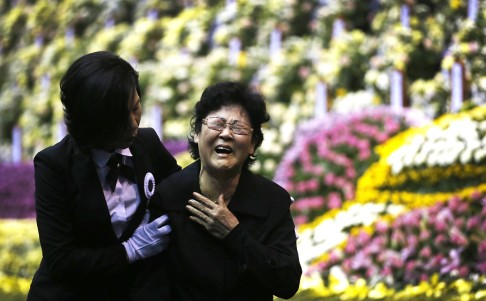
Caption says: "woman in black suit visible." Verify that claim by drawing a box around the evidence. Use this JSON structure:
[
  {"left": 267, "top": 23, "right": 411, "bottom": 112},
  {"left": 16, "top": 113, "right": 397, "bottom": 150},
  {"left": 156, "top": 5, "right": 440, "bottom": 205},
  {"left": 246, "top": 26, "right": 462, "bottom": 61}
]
[
  {"left": 27, "top": 51, "right": 181, "bottom": 301},
  {"left": 149, "top": 81, "right": 302, "bottom": 300}
]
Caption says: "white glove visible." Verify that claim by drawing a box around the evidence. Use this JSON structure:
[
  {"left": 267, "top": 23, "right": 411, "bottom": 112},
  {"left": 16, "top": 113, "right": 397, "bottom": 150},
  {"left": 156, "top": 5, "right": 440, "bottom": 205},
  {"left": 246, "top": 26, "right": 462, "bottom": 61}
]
[{"left": 122, "top": 214, "right": 171, "bottom": 263}]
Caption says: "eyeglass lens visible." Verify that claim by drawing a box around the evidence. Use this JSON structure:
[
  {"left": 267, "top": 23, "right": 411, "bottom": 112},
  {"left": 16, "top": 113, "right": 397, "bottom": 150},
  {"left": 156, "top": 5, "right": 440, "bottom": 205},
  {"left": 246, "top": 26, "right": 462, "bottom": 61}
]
[{"left": 205, "top": 117, "right": 251, "bottom": 135}]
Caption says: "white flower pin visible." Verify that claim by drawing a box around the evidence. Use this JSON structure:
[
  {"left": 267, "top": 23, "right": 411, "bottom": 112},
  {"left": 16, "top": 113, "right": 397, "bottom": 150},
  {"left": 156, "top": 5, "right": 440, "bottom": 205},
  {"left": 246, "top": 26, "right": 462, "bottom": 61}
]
[{"left": 144, "top": 172, "right": 155, "bottom": 202}]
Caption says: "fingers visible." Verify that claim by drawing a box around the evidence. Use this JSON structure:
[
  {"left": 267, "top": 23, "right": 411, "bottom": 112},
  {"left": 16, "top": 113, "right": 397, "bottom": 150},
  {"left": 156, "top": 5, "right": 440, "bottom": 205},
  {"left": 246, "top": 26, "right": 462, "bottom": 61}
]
[
  {"left": 192, "top": 192, "right": 214, "bottom": 207},
  {"left": 188, "top": 215, "right": 207, "bottom": 227},
  {"left": 156, "top": 224, "right": 171, "bottom": 235},
  {"left": 154, "top": 214, "right": 169, "bottom": 228},
  {"left": 186, "top": 200, "right": 211, "bottom": 219}
]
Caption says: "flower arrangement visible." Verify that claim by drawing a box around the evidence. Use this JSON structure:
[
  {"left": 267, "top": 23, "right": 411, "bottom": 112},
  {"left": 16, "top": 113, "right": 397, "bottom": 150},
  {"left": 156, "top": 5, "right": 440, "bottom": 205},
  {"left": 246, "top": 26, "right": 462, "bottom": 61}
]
[
  {"left": 297, "top": 201, "right": 407, "bottom": 275},
  {"left": 408, "top": 72, "right": 450, "bottom": 118},
  {"left": 356, "top": 105, "right": 486, "bottom": 208},
  {"left": 274, "top": 106, "right": 426, "bottom": 225},
  {"left": 0, "top": 163, "right": 35, "bottom": 219},
  {"left": 312, "top": 30, "right": 377, "bottom": 98},
  {"left": 306, "top": 191, "right": 486, "bottom": 294}
]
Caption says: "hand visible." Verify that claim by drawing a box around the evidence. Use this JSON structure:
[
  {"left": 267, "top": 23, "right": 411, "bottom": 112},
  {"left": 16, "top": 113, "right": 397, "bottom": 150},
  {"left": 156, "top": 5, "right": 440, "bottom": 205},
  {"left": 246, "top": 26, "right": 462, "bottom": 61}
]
[
  {"left": 122, "top": 214, "right": 171, "bottom": 263},
  {"left": 186, "top": 192, "right": 239, "bottom": 239}
]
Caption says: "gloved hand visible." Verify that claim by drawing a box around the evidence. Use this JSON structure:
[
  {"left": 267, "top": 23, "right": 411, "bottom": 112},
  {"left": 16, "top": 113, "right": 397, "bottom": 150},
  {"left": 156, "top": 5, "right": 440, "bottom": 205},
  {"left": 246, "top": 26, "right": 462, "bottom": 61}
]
[{"left": 122, "top": 214, "right": 171, "bottom": 263}]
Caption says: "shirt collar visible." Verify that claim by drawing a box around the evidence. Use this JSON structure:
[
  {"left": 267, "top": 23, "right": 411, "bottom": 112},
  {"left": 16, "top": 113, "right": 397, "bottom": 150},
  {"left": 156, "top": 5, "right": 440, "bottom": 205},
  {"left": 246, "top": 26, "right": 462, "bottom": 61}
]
[{"left": 91, "top": 148, "right": 133, "bottom": 168}]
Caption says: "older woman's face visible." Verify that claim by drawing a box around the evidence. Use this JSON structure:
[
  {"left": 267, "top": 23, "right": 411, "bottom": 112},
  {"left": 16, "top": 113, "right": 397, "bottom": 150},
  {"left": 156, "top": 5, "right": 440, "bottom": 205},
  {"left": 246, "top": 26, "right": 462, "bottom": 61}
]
[{"left": 195, "top": 104, "right": 255, "bottom": 176}]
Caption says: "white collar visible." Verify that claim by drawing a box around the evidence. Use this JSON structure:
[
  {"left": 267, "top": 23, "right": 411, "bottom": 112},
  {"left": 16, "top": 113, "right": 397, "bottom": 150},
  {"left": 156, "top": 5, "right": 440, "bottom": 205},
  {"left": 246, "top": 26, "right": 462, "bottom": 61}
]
[{"left": 91, "top": 148, "right": 133, "bottom": 168}]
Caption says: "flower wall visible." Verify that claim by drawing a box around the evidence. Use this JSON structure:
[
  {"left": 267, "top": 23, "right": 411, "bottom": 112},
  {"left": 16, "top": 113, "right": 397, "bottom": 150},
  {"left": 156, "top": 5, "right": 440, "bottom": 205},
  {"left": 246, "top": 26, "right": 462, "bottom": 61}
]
[
  {"left": 274, "top": 106, "right": 427, "bottom": 225},
  {"left": 1, "top": 0, "right": 485, "bottom": 180},
  {"left": 288, "top": 105, "right": 486, "bottom": 300}
]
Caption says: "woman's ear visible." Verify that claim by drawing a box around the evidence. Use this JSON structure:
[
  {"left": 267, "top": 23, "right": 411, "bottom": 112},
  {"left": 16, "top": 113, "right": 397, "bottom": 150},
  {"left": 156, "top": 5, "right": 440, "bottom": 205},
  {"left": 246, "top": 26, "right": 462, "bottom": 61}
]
[
  {"left": 194, "top": 133, "right": 199, "bottom": 143},
  {"left": 249, "top": 140, "right": 256, "bottom": 156}
]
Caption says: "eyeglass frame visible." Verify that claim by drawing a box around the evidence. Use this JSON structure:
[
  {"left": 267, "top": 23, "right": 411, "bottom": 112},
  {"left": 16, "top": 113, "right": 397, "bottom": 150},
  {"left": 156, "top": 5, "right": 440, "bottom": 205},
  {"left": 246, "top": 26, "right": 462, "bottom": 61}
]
[{"left": 202, "top": 116, "right": 254, "bottom": 136}]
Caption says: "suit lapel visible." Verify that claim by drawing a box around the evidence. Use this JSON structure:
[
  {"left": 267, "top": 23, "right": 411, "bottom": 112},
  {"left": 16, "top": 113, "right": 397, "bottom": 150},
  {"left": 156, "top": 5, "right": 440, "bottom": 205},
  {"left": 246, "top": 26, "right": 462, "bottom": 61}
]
[
  {"left": 119, "top": 134, "right": 152, "bottom": 241},
  {"left": 71, "top": 145, "right": 116, "bottom": 239},
  {"left": 130, "top": 139, "right": 150, "bottom": 205}
]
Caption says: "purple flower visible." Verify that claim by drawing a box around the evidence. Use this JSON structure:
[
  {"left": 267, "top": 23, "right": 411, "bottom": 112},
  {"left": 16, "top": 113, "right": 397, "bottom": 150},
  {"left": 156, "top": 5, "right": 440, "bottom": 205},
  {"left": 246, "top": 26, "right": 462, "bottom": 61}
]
[{"left": 0, "top": 163, "right": 36, "bottom": 218}]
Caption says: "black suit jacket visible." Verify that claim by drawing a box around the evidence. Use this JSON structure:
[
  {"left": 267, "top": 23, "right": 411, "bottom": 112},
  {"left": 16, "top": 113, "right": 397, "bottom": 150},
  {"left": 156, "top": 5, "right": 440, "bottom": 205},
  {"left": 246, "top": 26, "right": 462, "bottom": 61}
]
[
  {"left": 27, "top": 128, "right": 181, "bottom": 301},
  {"left": 149, "top": 160, "right": 302, "bottom": 301}
]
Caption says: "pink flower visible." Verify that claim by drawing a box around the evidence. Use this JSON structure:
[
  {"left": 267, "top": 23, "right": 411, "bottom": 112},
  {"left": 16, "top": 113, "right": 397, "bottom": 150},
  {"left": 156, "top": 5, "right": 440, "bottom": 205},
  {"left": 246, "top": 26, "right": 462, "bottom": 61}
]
[
  {"left": 420, "top": 273, "right": 429, "bottom": 281},
  {"left": 476, "top": 261, "right": 486, "bottom": 274},
  {"left": 419, "top": 246, "right": 432, "bottom": 258},
  {"left": 324, "top": 173, "right": 336, "bottom": 185},
  {"left": 419, "top": 229, "right": 431, "bottom": 241},
  {"left": 458, "top": 266, "right": 470, "bottom": 277},
  {"left": 434, "top": 209, "right": 453, "bottom": 231},
  {"left": 327, "top": 192, "right": 342, "bottom": 209},
  {"left": 344, "top": 239, "right": 357, "bottom": 254},
  {"left": 434, "top": 234, "right": 447, "bottom": 246},
  {"left": 406, "top": 234, "right": 418, "bottom": 248},
  {"left": 293, "top": 197, "right": 324, "bottom": 211},
  {"left": 478, "top": 241, "right": 486, "bottom": 254},
  {"left": 402, "top": 211, "right": 420, "bottom": 228},
  {"left": 382, "top": 266, "right": 392, "bottom": 276},
  {"left": 345, "top": 167, "right": 357, "bottom": 179},
  {"left": 375, "top": 220, "right": 389, "bottom": 234},
  {"left": 358, "top": 149, "right": 371, "bottom": 160},
  {"left": 391, "top": 230, "right": 406, "bottom": 247},
  {"left": 405, "top": 261, "right": 416, "bottom": 273},
  {"left": 293, "top": 215, "right": 308, "bottom": 225},
  {"left": 295, "top": 181, "right": 307, "bottom": 193},
  {"left": 356, "top": 230, "right": 371, "bottom": 246},
  {"left": 328, "top": 249, "right": 343, "bottom": 263},
  {"left": 470, "top": 190, "right": 482, "bottom": 200},
  {"left": 453, "top": 218, "right": 465, "bottom": 229},
  {"left": 450, "top": 229, "right": 468, "bottom": 246},
  {"left": 306, "top": 178, "right": 319, "bottom": 191},
  {"left": 342, "top": 183, "right": 355, "bottom": 200},
  {"left": 448, "top": 195, "right": 461, "bottom": 212}
]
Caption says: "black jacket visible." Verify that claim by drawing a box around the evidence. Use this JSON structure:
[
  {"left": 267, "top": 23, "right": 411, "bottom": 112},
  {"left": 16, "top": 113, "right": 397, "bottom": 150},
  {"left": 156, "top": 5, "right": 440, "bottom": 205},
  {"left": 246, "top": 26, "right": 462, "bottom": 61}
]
[
  {"left": 149, "top": 160, "right": 302, "bottom": 301},
  {"left": 27, "top": 128, "right": 180, "bottom": 301}
]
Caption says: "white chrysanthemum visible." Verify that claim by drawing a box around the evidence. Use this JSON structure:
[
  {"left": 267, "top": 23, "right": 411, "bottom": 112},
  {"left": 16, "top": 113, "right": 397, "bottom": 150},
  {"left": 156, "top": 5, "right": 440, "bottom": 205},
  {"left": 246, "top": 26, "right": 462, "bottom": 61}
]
[
  {"left": 297, "top": 202, "right": 406, "bottom": 272},
  {"left": 387, "top": 116, "right": 484, "bottom": 171}
]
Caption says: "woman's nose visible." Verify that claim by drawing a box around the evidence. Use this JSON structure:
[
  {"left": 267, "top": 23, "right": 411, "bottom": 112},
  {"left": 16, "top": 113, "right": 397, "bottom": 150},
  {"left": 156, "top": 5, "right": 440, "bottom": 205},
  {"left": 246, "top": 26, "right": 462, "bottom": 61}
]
[
  {"left": 127, "top": 116, "right": 139, "bottom": 131},
  {"left": 219, "top": 125, "right": 233, "bottom": 138}
]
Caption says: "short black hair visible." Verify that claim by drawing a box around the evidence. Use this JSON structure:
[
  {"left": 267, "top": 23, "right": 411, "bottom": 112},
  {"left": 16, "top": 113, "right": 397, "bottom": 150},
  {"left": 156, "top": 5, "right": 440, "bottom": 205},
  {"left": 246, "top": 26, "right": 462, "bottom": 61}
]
[
  {"left": 188, "top": 81, "right": 270, "bottom": 169},
  {"left": 60, "top": 51, "right": 141, "bottom": 149}
]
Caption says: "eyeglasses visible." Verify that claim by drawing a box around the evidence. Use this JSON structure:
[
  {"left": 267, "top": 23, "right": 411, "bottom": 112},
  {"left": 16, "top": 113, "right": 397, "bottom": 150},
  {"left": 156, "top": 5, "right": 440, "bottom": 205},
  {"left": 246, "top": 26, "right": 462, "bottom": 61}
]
[{"left": 202, "top": 116, "right": 253, "bottom": 136}]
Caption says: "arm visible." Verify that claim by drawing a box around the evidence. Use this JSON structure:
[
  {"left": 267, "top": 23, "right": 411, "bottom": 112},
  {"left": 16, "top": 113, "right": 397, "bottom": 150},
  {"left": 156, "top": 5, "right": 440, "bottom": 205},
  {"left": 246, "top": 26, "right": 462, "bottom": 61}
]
[
  {"left": 34, "top": 152, "right": 128, "bottom": 282},
  {"left": 35, "top": 149, "right": 171, "bottom": 282}
]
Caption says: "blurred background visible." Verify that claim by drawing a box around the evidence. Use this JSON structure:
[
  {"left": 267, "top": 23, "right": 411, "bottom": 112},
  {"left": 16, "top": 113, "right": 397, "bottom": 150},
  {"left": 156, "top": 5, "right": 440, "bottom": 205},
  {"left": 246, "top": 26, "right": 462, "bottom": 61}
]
[{"left": 1, "top": 0, "right": 486, "bottom": 300}]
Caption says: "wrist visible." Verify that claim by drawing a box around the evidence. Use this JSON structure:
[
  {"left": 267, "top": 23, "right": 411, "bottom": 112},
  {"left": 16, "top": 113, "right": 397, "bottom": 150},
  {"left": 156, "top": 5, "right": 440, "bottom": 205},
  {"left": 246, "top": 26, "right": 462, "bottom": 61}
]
[{"left": 122, "top": 241, "right": 136, "bottom": 263}]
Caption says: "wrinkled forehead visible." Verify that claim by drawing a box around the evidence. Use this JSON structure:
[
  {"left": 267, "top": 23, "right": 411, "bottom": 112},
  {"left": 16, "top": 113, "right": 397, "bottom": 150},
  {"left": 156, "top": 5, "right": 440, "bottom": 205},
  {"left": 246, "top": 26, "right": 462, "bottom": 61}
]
[{"left": 206, "top": 104, "right": 250, "bottom": 123}]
